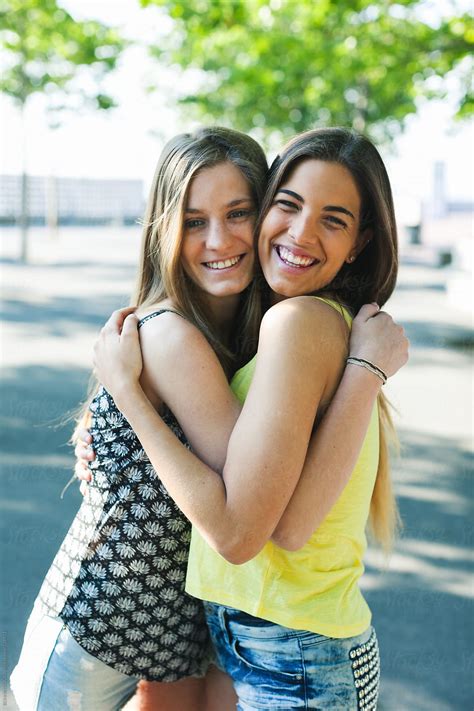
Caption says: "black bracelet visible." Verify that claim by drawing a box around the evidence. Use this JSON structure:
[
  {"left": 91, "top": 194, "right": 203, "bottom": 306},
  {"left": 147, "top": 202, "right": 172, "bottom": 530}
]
[{"left": 346, "top": 357, "right": 388, "bottom": 385}]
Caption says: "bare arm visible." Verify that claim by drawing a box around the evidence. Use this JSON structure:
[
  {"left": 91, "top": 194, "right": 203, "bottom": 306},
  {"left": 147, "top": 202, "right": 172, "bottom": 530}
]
[
  {"left": 85, "top": 304, "right": 407, "bottom": 557},
  {"left": 95, "top": 299, "right": 354, "bottom": 563},
  {"left": 137, "top": 313, "right": 241, "bottom": 473},
  {"left": 75, "top": 313, "right": 241, "bottom": 484},
  {"left": 271, "top": 303, "right": 408, "bottom": 550}
]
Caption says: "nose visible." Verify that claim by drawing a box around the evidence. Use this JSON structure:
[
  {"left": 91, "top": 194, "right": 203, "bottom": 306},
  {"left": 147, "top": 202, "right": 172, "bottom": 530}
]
[
  {"left": 206, "top": 218, "right": 233, "bottom": 251},
  {"left": 289, "top": 213, "right": 318, "bottom": 247}
]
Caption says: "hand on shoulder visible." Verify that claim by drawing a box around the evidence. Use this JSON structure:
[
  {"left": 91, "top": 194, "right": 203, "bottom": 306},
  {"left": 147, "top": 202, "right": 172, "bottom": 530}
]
[
  {"left": 93, "top": 307, "right": 141, "bottom": 405},
  {"left": 350, "top": 303, "right": 409, "bottom": 378}
]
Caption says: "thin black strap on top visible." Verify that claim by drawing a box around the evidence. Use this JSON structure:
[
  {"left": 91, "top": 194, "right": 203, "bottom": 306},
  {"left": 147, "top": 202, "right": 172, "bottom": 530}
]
[{"left": 137, "top": 309, "right": 185, "bottom": 330}]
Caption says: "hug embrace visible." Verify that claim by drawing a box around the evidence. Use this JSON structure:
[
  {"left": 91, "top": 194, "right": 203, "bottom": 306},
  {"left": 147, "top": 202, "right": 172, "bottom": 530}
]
[{"left": 12, "top": 126, "right": 408, "bottom": 710}]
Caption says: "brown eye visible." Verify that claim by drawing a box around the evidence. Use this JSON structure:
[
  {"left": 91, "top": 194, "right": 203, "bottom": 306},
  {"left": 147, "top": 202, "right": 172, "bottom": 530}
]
[
  {"left": 275, "top": 199, "right": 298, "bottom": 211},
  {"left": 324, "top": 216, "right": 347, "bottom": 228}
]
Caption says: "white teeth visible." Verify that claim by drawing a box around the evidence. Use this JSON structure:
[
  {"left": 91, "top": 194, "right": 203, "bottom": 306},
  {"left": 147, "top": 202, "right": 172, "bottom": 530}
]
[
  {"left": 278, "top": 246, "right": 316, "bottom": 267},
  {"left": 205, "top": 256, "right": 241, "bottom": 270}
]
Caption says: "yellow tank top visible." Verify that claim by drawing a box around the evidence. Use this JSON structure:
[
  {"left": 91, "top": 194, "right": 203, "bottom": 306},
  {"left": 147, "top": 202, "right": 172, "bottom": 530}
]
[{"left": 186, "top": 298, "right": 379, "bottom": 638}]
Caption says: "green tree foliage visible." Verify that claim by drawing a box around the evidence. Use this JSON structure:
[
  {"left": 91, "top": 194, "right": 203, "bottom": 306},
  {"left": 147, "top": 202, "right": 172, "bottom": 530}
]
[
  {"left": 142, "top": 0, "right": 473, "bottom": 142},
  {"left": 0, "top": 0, "right": 125, "bottom": 110},
  {"left": 0, "top": 0, "right": 126, "bottom": 260}
]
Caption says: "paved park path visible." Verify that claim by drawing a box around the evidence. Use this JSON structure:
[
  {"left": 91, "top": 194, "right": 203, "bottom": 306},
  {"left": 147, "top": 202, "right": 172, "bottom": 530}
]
[{"left": 1, "top": 227, "right": 472, "bottom": 709}]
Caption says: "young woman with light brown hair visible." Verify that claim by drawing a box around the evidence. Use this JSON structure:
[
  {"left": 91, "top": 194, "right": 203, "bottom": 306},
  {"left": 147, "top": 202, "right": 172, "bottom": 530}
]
[{"left": 11, "top": 127, "right": 269, "bottom": 711}]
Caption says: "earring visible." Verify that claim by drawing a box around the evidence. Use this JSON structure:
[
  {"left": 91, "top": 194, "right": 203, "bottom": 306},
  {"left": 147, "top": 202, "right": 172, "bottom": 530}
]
[{"left": 348, "top": 255, "right": 355, "bottom": 263}]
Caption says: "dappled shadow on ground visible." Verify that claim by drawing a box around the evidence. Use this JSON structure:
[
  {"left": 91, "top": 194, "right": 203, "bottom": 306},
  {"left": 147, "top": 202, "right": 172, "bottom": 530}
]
[
  {"left": 1, "top": 364, "right": 91, "bottom": 452},
  {"left": 1, "top": 364, "right": 89, "bottom": 676},
  {"left": 365, "top": 428, "right": 473, "bottom": 710},
  {"left": 2, "top": 252, "right": 135, "bottom": 337},
  {"left": 1, "top": 295, "right": 131, "bottom": 336}
]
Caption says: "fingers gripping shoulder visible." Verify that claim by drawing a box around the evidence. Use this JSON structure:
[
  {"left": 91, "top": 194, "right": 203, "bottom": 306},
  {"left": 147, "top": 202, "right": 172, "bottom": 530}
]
[{"left": 102, "top": 307, "right": 137, "bottom": 335}]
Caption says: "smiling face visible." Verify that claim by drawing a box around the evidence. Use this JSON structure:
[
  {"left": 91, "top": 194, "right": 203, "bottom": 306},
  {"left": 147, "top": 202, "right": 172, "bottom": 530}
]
[
  {"left": 258, "top": 159, "right": 363, "bottom": 299},
  {"left": 181, "top": 162, "right": 257, "bottom": 299}
]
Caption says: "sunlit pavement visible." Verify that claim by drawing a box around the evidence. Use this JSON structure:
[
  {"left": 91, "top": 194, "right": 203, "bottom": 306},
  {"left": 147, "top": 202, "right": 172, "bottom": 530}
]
[
  {"left": 365, "top": 246, "right": 473, "bottom": 710},
  {"left": 1, "top": 227, "right": 472, "bottom": 710}
]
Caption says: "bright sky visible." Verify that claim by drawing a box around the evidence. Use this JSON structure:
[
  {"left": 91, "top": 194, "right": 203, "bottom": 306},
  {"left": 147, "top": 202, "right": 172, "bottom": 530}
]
[{"left": 1, "top": 0, "right": 473, "bottom": 211}]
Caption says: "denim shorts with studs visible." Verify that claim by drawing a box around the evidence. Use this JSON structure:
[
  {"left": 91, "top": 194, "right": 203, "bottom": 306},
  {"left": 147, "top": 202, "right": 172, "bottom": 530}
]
[{"left": 204, "top": 602, "right": 380, "bottom": 710}]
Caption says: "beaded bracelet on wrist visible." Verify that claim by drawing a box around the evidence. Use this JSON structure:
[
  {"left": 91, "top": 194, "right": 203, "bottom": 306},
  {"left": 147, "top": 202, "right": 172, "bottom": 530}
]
[{"left": 346, "top": 357, "right": 388, "bottom": 385}]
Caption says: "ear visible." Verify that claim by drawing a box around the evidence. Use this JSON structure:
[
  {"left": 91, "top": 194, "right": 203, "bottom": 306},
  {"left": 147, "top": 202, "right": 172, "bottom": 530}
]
[{"left": 346, "top": 228, "right": 372, "bottom": 263}]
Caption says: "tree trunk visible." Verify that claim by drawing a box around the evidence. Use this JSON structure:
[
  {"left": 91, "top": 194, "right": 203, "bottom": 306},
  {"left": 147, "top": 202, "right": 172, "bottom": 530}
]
[
  {"left": 19, "top": 104, "right": 29, "bottom": 263},
  {"left": 46, "top": 174, "right": 59, "bottom": 238}
]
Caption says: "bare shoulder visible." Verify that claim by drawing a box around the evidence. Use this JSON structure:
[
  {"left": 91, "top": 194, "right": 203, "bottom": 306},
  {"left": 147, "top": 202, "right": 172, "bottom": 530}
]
[
  {"left": 260, "top": 296, "right": 349, "bottom": 346},
  {"left": 137, "top": 307, "right": 226, "bottom": 410},
  {"left": 138, "top": 308, "right": 213, "bottom": 358}
]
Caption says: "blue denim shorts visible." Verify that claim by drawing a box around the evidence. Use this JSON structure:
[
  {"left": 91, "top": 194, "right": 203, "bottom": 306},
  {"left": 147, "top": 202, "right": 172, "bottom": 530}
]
[
  {"left": 11, "top": 601, "right": 138, "bottom": 710},
  {"left": 204, "top": 603, "right": 379, "bottom": 710}
]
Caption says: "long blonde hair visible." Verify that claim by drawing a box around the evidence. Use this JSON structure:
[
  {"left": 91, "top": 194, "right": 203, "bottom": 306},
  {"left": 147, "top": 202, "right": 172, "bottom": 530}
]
[
  {"left": 260, "top": 128, "right": 400, "bottom": 551},
  {"left": 134, "top": 127, "right": 268, "bottom": 373},
  {"left": 74, "top": 128, "right": 268, "bottom": 436}
]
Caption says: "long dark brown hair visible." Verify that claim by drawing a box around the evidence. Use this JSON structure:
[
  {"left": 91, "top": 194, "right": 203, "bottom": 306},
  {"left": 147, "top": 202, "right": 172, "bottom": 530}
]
[{"left": 259, "top": 128, "right": 400, "bottom": 550}]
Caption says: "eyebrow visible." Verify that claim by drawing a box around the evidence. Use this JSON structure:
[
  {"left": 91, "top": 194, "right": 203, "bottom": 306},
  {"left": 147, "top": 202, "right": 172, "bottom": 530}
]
[
  {"left": 324, "top": 205, "right": 356, "bottom": 220},
  {"left": 277, "top": 188, "right": 304, "bottom": 202},
  {"left": 185, "top": 198, "right": 253, "bottom": 214},
  {"left": 277, "top": 189, "right": 355, "bottom": 220}
]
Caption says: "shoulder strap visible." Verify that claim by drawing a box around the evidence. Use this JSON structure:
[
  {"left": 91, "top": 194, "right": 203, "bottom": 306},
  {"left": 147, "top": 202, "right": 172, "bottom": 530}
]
[
  {"left": 137, "top": 309, "right": 185, "bottom": 330},
  {"left": 312, "top": 296, "right": 352, "bottom": 327}
]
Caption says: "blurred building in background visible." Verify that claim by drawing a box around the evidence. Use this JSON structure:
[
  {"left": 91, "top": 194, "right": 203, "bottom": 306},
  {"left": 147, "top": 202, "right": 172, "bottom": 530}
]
[
  {"left": 395, "top": 160, "right": 473, "bottom": 251},
  {"left": 392, "top": 160, "right": 473, "bottom": 317},
  {"left": 429, "top": 161, "right": 474, "bottom": 220},
  {"left": 0, "top": 175, "right": 144, "bottom": 226}
]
